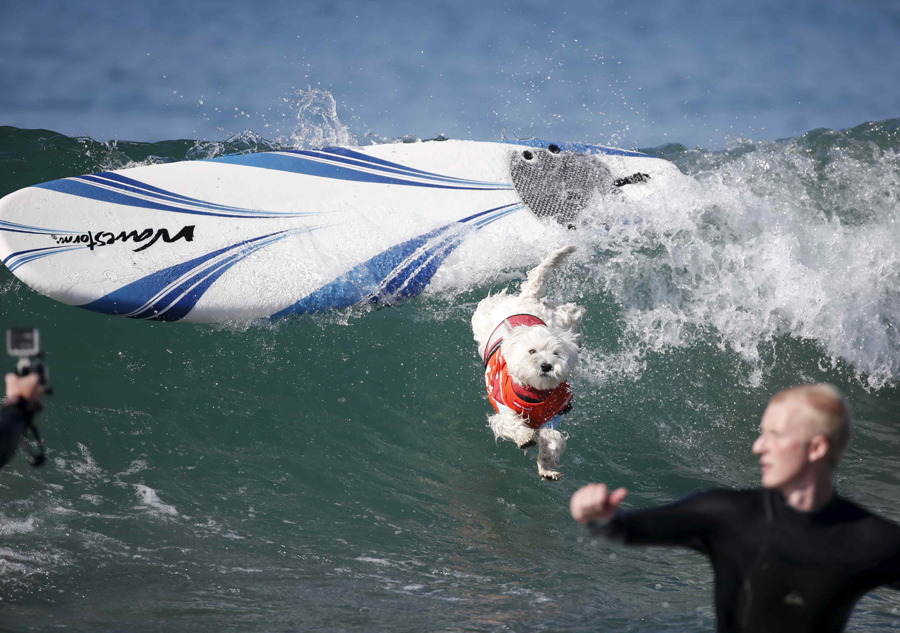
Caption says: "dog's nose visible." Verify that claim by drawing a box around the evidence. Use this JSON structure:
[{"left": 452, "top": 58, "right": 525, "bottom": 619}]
[{"left": 541, "top": 363, "right": 553, "bottom": 373}]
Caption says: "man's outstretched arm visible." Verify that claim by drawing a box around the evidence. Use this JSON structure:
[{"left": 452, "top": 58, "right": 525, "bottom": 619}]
[{"left": 571, "top": 483, "right": 725, "bottom": 552}]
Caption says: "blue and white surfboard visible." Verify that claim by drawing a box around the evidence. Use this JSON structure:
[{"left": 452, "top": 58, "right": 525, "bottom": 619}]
[{"left": 0, "top": 139, "right": 678, "bottom": 322}]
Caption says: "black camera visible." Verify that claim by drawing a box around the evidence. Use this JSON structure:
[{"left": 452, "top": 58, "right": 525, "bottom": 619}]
[{"left": 5, "top": 328, "right": 48, "bottom": 467}]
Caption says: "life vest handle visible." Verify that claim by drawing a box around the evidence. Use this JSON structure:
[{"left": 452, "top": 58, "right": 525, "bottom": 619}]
[{"left": 482, "top": 314, "right": 547, "bottom": 366}]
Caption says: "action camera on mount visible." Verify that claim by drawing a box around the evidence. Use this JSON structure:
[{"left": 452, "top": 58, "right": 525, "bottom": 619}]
[{"left": 8, "top": 328, "right": 50, "bottom": 384}]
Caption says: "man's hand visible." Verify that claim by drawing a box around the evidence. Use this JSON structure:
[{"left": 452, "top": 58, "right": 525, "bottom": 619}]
[
  {"left": 4, "top": 373, "right": 44, "bottom": 408},
  {"left": 570, "top": 483, "right": 628, "bottom": 524}
]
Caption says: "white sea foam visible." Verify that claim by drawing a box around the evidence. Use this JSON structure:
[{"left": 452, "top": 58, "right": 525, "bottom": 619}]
[
  {"left": 0, "top": 515, "right": 36, "bottom": 536},
  {"left": 432, "top": 137, "right": 900, "bottom": 389},
  {"left": 355, "top": 556, "right": 393, "bottom": 566},
  {"left": 134, "top": 484, "right": 179, "bottom": 517},
  {"left": 53, "top": 442, "right": 106, "bottom": 482},
  {"left": 280, "top": 88, "right": 358, "bottom": 150}
]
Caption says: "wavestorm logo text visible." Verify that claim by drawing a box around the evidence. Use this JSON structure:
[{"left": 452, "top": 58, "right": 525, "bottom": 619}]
[{"left": 52, "top": 226, "right": 195, "bottom": 252}]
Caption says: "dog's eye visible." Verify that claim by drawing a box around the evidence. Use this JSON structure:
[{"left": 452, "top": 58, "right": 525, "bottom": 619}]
[{"left": 528, "top": 349, "right": 536, "bottom": 354}]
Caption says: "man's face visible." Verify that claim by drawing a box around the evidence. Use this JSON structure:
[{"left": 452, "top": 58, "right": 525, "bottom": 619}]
[{"left": 752, "top": 400, "right": 814, "bottom": 489}]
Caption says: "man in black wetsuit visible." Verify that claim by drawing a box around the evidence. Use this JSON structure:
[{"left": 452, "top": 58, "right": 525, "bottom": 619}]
[
  {"left": 570, "top": 384, "right": 900, "bottom": 632},
  {"left": 0, "top": 372, "right": 44, "bottom": 470}
]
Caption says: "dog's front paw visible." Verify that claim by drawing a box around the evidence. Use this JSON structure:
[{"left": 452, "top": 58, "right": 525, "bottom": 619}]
[
  {"left": 538, "top": 464, "right": 562, "bottom": 481},
  {"left": 515, "top": 427, "right": 537, "bottom": 450}
]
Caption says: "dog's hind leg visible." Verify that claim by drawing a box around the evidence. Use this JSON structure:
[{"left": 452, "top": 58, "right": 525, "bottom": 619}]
[
  {"left": 518, "top": 245, "right": 576, "bottom": 301},
  {"left": 488, "top": 412, "right": 537, "bottom": 449},
  {"left": 536, "top": 426, "right": 567, "bottom": 480}
]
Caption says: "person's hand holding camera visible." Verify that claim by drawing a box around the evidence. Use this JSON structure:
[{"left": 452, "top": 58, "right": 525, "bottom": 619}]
[
  {"left": 1, "top": 372, "right": 46, "bottom": 469},
  {"left": 4, "top": 372, "right": 44, "bottom": 410},
  {"left": 2, "top": 329, "right": 49, "bottom": 469}
]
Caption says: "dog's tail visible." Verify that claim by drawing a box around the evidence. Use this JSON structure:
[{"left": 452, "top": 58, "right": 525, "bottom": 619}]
[{"left": 518, "top": 245, "right": 576, "bottom": 300}]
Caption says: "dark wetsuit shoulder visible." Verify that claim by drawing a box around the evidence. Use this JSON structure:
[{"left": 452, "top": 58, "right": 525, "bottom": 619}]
[
  {"left": 588, "top": 488, "right": 900, "bottom": 633},
  {"left": 811, "top": 496, "right": 900, "bottom": 573}
]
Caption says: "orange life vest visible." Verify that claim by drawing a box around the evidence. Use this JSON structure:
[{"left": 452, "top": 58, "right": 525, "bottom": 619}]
[{"left": 483, "top": 314, "right": 573, "bottom": 429}]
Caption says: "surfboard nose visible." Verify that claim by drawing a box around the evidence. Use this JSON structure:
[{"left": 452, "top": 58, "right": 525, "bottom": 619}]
[{"left": 0, "top": 185, "right": 90, "bottom": 299}]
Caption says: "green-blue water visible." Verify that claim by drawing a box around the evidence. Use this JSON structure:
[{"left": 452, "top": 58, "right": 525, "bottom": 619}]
[{"left": 1, "top": 122, "right": 900, "bottom": 631}]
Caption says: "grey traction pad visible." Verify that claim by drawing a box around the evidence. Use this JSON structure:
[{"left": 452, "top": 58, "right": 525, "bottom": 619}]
[{"left": 509, "top": 148, "right": 615, "bottom": 224}]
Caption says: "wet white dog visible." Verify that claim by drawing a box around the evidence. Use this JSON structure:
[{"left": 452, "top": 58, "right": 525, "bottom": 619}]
[{"left": 472, "top": 246, "right": 584, "bottom": 480}]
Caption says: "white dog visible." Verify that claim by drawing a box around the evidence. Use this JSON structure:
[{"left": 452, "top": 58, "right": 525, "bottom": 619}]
[{"left": 472, "top": 246, "right": 584, "bottom": 480}]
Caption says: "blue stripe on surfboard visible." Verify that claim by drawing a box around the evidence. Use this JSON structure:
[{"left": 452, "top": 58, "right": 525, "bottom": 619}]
[
  {"left": 212, "top": 152, "right": 511, "bottom": 191},
  {"left": 77, "top": 230, "right": 295, "bottom": 318},
  {"left": 457, "top": 202, "right": 519, "bottom": 223},
  {"left": 269, "top": 203, "right": 518, "bottom": 319},
  {"left": 82, "top": 172, "right": 285, "bottom": 214},
  {"left": 72, "top": 174, "right": 313, "bottom": 217},
  {"left": 501, "top": 138, "right": 658, "bottom": 159},
  {"left": 288, "top": 150, "right": 503, "bottom": 186},
  {"left": 0, "top": 228, "right": 73, "bottom": 238},
  {"left": 6, "top": 246, "right": 86, "bottom": 272},
  {"left": 380, "top": 233, "right": 463, "bottom": 299},
  {"left": 383, "top": 204, "right": 516, "bottom": 292},
  {"left": 472, "top": 205, "right": 524, "bottom": 228},
  {"left": 286, "top": 148, "right": 509, "bottom": 187},
  {"left": 126, "top": 249, "right": 257, "bottom": 320},
  {"left": 129, "top": 233, "right": 290, "bottom": 321},
  {"left": 269, "top": 224, "right": 463, "bottom": 318},
  {"left": 0, "top": 220, "right": 81, "bottom": 235},
  {"left": 315, "top": 147, "right": 494, "bottom": 184},
  {"left": 33, "top": 178, "right": 312, "bottom": 219}
]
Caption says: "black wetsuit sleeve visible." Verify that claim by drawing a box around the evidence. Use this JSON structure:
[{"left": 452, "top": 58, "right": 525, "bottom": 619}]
[
  {"left": 588, "top": 490, "right": 732, "bottom": 554},
  {"left": 0, "top": 402, "right": 30, "bottom": 470},
  {"left": 884, "top": 551, "right": 900, "bottom": 591}
]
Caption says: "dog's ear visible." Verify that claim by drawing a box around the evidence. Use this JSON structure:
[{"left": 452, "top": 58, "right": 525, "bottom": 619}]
[{"left": 503, "top": 319, "right": 514, "bottom": 334}]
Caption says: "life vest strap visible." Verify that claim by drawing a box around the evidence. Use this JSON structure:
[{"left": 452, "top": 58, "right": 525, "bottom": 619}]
[{"left": 511, "top": 382, "right": 553, "bottom": 404}]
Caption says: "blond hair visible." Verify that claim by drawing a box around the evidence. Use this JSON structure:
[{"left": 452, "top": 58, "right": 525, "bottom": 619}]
[{"left": 771, "top": 384, "right": 853, "bottom": 466}]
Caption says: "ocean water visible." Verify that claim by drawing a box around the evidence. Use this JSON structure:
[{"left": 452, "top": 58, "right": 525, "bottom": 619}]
[
  {"left": 1, "top": 115, "right": 899, "bottom": 631},
  {"left": 4, "top": 0, "right": 900, "bottom": 149}
]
